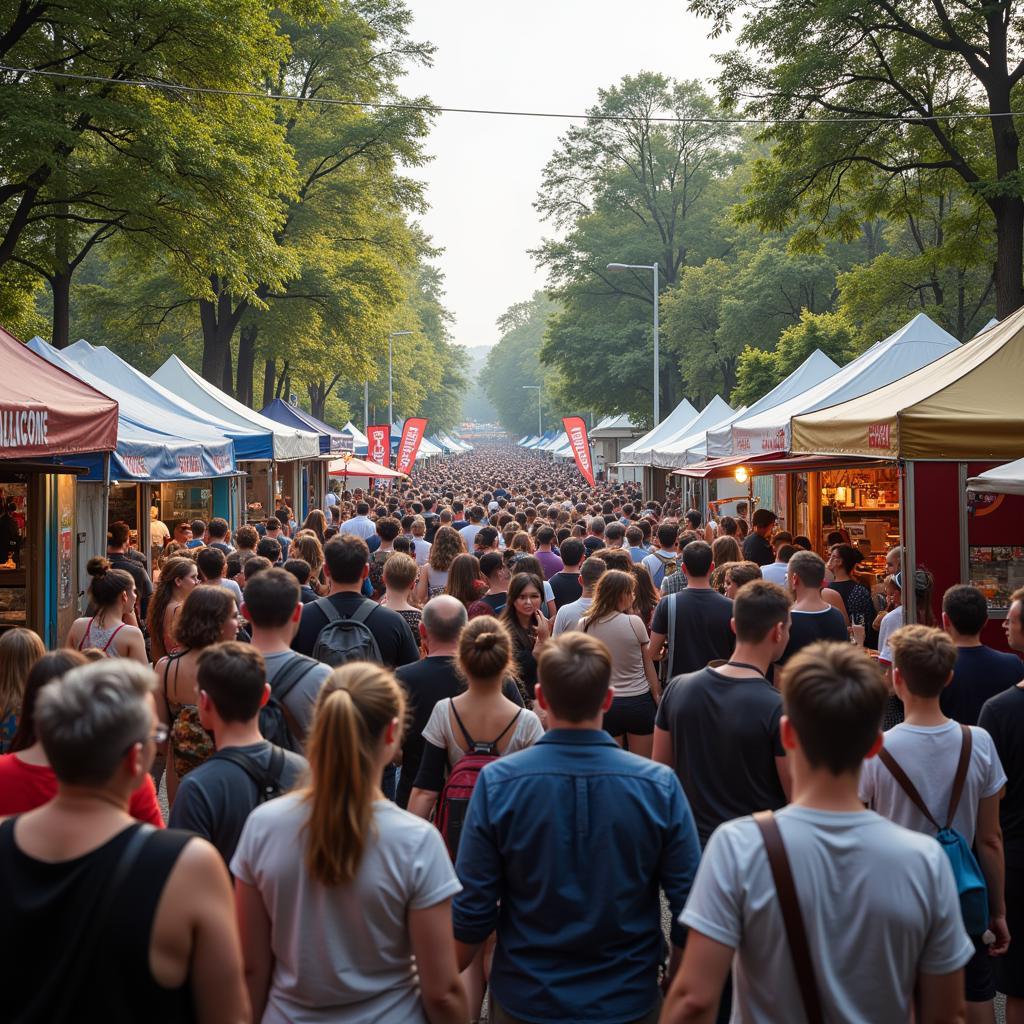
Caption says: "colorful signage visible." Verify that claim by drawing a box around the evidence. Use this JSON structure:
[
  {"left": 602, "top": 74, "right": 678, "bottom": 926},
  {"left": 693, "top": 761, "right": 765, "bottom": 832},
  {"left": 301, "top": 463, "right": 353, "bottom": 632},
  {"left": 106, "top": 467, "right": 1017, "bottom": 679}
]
[
  {"left": 396, "top": 418, "right": 428, "bottom": 475},
  {"left": 367, "top": 425, "right": 391, "bottom": 467},
  {"left": 562, "top": 416, "right": 596, "bottom": 487}
]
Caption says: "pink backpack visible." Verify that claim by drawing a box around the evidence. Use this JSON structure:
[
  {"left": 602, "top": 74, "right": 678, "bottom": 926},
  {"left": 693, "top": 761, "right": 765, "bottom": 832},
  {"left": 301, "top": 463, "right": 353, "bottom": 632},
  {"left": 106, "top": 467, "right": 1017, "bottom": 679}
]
[{"left": 435, "top": 699, "right": 520, "bottom": 858}]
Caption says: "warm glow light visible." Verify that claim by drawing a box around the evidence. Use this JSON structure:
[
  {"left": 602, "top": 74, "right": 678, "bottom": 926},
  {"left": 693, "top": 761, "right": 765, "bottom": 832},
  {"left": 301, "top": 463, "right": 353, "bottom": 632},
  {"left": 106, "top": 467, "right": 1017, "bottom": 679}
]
[
  {"left": 836, "top": 486, "right": 847, "bottom": 503},
  {"left": 735, "top": 466, "right": 749, "bottom": 483}
]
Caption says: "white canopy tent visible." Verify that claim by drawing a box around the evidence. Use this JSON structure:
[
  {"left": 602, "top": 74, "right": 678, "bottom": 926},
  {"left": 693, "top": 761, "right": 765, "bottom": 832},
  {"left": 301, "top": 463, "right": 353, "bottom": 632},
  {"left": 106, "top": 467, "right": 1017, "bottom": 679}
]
[
  {"left": 652, "top": 405, "right": 748, "bottom": 469},
  {"left": 727, "top": 314, "right": 960, "bottom": 458},
  {"left": 153, "top": 355, "right": 320, "bottom": 460},
  {"left": 705, "top": 349, "right": 840, "bottom": 458},
  {"left": 618, "top": 399, "right": 699, "bottom": 465},
  {"left": 967, "top": 458, "right": 1024, "bottom": 496},
  {"left": 649, "top": 396, "right": 734, "bottom": 469}
]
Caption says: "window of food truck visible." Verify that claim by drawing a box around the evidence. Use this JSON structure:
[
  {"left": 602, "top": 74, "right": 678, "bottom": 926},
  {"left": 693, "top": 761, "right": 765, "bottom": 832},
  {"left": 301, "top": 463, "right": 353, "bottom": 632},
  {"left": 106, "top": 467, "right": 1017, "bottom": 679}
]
[
  {"left": 0, "top": 478, "right": 28, "bottom": 632},
  {"left": 243, "top": 461, "right": 271, "bottom": 522},
  {"left": 813, "top": 466, "right": 901, "bottom": 573},
  {"left": 158, "top": 482, "right": 213, "bottom": 531},
  {"left": 108, "top": 483, "right": 141, "bottom": 547}
]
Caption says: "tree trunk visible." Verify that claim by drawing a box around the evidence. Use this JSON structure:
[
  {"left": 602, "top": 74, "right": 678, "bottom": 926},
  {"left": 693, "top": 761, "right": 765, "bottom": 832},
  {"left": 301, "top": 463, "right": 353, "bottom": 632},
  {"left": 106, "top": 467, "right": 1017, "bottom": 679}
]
[
  {"left": 236, "top": 325, "right": 257, "bottom": 408},
  {"left": 50, "top": 270, "right": 72, "bottom": 348},
  {"left": 993, "top": 196, "right": 1024, "bottom": 318},
  {"left": 198, "top": 281, "right": 244, "bottom": 392},
  {"left": 308, "top": 381, "right": 325, "bottom": 420},
  {"left": 262, "top": 358, "right": 276, "bottom": 407}
]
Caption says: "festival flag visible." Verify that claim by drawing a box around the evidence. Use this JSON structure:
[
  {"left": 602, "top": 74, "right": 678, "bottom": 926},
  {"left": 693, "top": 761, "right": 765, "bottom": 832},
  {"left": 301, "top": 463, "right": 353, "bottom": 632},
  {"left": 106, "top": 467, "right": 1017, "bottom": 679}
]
[
  {"left": 367, "top": 424, "right": 391, "bottom": 467},
  {"left": 562, "top": 416, "right": 596, "bottom": 487},
  {"left": 395, "top": 417, "right": 429, "bottom": 475}
]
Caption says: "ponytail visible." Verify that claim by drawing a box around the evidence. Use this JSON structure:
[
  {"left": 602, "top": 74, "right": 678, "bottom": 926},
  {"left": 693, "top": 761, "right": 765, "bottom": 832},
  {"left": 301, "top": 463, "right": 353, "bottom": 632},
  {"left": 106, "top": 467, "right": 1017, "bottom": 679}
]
[{"left": 302, "top": 664, "right": 404, "bottom": 886}]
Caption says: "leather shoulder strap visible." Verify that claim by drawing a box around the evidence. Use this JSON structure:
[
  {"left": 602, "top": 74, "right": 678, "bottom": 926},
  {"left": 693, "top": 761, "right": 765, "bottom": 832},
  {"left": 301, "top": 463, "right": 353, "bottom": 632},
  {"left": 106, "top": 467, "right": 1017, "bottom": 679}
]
[
  {"left": 946, "top": 725, "right": 973, "bottom": 828},
  {"left": 877, "top": 746, "right": 941, "bottom": 831},
  {"left": 753, "top": 811, "right": 824, "bottom": 1024}
]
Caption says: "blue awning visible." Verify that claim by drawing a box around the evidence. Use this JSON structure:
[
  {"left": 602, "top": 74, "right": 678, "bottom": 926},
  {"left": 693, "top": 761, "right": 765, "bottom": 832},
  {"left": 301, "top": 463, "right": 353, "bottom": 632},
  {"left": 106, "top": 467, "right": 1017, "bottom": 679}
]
[
  {"left": 260, "top": 399, "right": 345, "bottom": 455},
  {"left": 27, "top": 338, "right": 238, "bottom": 482}
]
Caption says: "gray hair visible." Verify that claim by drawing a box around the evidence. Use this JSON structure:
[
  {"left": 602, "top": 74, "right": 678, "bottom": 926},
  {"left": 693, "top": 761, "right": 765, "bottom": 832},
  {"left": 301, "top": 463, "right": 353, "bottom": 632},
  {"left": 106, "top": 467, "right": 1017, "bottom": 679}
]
[
  {"left": 421, "top": 595, "right": 467, "bottom": 644},
  {"left": 35, "top": 660, "right": 155, "bottom": 786}
]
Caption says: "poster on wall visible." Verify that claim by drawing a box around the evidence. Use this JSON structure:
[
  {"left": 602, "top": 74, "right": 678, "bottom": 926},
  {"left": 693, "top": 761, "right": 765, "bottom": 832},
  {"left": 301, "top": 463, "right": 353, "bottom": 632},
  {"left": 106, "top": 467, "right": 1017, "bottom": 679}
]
[{"left": 58, "top": 480, "right": 74, "bottom": 609}]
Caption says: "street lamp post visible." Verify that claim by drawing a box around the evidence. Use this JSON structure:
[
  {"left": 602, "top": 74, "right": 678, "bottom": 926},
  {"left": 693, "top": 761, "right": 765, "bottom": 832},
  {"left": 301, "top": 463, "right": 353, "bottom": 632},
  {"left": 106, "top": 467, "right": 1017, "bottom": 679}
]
[
  {"left": 606, "top": 261, "right": 660, "bottom": 426},
  {"left": 388, "top": 330, "right": 413, "bottom": 427},
  {"left": 522, "top": 384, "right": 542, "bottom": 438}
]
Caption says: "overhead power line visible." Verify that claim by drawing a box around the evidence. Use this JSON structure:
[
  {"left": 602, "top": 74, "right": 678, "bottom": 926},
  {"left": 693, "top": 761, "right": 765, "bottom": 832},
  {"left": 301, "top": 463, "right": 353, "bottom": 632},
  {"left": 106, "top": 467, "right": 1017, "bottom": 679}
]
[{"left": 0, "top": 64, "right": 1020, "bottom": 125}]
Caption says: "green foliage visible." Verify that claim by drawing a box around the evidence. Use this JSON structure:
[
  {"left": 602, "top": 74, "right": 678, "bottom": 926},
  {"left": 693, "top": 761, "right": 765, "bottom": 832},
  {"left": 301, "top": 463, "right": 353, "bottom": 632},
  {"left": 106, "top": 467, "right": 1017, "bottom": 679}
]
[{"left": 731, "top": 347, "right": 781, "bottom": 406}]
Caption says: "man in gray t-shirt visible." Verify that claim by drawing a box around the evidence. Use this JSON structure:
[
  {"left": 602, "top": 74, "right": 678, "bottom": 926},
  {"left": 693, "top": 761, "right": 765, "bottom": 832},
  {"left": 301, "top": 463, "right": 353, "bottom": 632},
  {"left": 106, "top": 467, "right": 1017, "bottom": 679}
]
[
  {"left": 170, "top": 643, "right": 307, "bottom": 866},
  {"left": 661, "top": 641, "right": 972, "bottom": 1024}
]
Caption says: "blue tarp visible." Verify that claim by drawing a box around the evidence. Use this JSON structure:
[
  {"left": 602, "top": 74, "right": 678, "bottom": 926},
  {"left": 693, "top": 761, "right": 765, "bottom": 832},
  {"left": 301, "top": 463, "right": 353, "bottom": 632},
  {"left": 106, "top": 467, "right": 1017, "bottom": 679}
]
[
  {"left": 260, "top": 399, "right": 344, "bottom": 455},
  {"left": 27, "top": 338, "right": 238, "bottom": 483},
  {"left": 63, "top": 340, "right": 270, "bottom": 461}
]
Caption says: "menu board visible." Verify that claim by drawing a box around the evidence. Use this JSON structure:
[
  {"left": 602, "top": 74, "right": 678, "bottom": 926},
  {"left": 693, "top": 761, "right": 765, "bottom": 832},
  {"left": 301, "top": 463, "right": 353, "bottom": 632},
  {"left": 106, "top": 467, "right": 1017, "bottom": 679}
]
[{"left": 968, "top": 545, "right": 1024, "bottom": 609}]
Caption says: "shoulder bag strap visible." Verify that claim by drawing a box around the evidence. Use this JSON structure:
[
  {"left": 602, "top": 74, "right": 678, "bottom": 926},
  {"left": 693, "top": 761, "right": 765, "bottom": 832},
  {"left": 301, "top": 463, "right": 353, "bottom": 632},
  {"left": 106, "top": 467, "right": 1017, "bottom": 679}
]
[
  {"left": 945, "top": 725, "right": 973, "bottom": 829},
  {"left": 448, "top": 698, "right": 476, "bottom": 749},
  {"left": 753, "top": 811, "right": 824, "bottom": 1024},
  {"left": 876, "top": 746, "right": 941, "bottom": 831},
  {"left": 666, "top": 592, "right": 678, "bottom": 672},
  {"left": 49, "top": 824, "right": 154, "bottom": 1019}
]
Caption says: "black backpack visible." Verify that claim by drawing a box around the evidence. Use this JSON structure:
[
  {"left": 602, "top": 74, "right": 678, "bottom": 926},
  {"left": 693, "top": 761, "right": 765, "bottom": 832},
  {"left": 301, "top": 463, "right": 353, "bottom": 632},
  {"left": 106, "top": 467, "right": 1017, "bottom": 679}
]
[
  {"left": 258, "top": 654, "right": 320, "bottom": 752},
  {"left": 214, "top": 745, "right": 288, "bottom": 804},
  {"left": 311, "top": 597, "right": 384, "bottom": 667}
]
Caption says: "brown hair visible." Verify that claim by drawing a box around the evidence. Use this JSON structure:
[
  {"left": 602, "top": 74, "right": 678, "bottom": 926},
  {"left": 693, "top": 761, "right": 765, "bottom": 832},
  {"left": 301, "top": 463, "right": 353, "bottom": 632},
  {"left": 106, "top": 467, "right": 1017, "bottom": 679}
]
[
  {"left": 291, "top": 533, "right": 325, "bottom": 585},
  {"left": 580, "top": 569, "right": 635, "bottom": 631},
  {"left": 383, "top": 552, "right": 418, "bottom": 590},
  {"left": 85, "top": 556, "right": 135, "bottom": 608},
  {"left": 732, "top": 579, "right": 791, "bottom": 644},
  {"left": 457, "top": 615, "right": 513, "bottom": 681},
  {"left": 889, "top": 624, "right": 957, "bottom": 698},
  {"left": 594, "top": 548, "right": 633, "bottom": 573},
  {"left": 0, "top": 627, "right": 45, "bottom": 718},
  {"left": 146, "top": 557, "right": 196, "bottom": 662},
  {"left": 630, "top": 564, "right": 658, "bottom": 627},
  {"left": 537, "top": 632, "right": 612, "bottom": 721},
  {"left": 781, "top": 641, "right": 887, "bottom": 774},
  {"left": 445, "top": 553, "right": 484, "bottom": 608},
  {"left": 425, "top": 528, "right": 466, "bottom": 577},
  {"left": 302, "top": 664, "right": 404, "bottom": 886},
  {"left": 174, "top": 585, "right": 236, "bottom": 650},
  {"left": 724, "top": 560, "right": 762, "bottom": 592},
  {"left": 712, "top": 535, "right": 742, "bottom": 568},
  {"left": 9, "top": 649, "right": 88, "bottom": 752}
]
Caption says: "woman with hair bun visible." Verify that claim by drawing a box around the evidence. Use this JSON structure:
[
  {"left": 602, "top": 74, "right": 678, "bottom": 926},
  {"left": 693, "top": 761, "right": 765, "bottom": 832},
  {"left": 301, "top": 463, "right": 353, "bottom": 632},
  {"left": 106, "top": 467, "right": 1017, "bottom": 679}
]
[
  {"left": 232, "top": 663, "right": 467, "bottom": 1024},
  {"left": 65, "top": 557, "right": 148, "bottom": 663},
  {"left": 407, "top": 616, "right": 544, "bottom": 1018}
]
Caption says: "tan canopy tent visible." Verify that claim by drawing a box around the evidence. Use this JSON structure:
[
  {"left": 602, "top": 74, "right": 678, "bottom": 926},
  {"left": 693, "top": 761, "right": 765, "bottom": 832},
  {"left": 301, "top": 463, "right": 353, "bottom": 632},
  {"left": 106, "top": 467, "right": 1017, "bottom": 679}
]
[{"left": 791, "top": 306, "right": 1024, "bottom": 460}]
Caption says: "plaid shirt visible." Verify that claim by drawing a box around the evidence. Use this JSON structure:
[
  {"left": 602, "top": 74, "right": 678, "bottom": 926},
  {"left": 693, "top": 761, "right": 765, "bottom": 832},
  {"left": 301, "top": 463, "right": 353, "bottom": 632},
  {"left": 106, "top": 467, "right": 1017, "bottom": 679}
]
[{"left": 659, "top": 568, "right": 687, "bottom": 595}]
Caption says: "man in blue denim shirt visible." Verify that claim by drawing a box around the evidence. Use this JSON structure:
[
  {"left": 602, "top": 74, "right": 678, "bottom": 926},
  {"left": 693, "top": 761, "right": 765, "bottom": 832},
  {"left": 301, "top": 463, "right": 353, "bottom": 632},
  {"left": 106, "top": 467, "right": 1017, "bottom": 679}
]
[{"left": 453, "top": 632, "right": 702, "bottom": 1024}]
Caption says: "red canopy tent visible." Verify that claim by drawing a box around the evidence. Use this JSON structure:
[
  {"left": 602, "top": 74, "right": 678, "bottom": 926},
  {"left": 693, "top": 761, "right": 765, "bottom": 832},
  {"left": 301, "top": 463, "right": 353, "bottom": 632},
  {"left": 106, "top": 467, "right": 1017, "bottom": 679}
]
[{"left": 0, "top": 325, "right": 117, "bottom": 459}]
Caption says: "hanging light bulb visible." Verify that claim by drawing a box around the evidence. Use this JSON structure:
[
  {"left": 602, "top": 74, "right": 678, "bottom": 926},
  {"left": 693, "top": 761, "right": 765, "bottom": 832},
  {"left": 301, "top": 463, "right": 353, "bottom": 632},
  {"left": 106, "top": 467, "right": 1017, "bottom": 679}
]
[{"left": 735, "top": 466, "right": 749, "bottom": 484}]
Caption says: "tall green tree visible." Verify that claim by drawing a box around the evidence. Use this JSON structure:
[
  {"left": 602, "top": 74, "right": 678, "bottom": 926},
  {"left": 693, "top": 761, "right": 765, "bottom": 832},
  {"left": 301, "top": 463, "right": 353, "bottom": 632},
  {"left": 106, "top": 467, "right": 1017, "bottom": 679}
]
[
  {"left": 534, "top": 74, "right": 737, "bottom": 421},
  {"left": 690, "top": 0, "right": 1024, "bottom": 316}
]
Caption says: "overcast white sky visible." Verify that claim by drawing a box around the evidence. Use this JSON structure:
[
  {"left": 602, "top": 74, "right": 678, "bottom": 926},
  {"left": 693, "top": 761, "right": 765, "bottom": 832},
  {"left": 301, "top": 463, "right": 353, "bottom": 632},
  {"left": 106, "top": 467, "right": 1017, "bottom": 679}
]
[{"left": 401, "top": 1, "right": 727, "bottom": 350}]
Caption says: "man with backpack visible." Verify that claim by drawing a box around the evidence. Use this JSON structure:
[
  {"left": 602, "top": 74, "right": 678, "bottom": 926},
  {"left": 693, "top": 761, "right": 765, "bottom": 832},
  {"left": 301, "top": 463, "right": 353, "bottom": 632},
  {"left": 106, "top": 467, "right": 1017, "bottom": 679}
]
[
  {"left": 244, "top": 568, "right": 332, "bottom": 749},
  {"left": 453, "top": 632, "right": 701, "bottom": 1024},
  {"left": 169, "top": 642, "right": 306, "bottom": 865},
  {"left": 641, "top": 522, "right": 680, "bottom": 589},
  {"left": 662, "top": 641, "right": 974, "bottom": 1023},
  {"left": 292, "top": 534, "right": 419, "bottom": 669},
  {"left": 859, "top": 625, "right": 1008, "bottom": 1020}
]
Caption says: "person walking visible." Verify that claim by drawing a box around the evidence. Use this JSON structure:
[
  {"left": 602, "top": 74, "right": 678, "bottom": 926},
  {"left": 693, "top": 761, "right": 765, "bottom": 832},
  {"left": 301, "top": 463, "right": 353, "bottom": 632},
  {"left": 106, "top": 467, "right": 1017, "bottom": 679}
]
[
  {"left": 454, "top": 632, "right": 701, "bottom": 1024},
  {"left": 777, "top": 550, "right": 849, "bottom": 665},
  {"left": 0, "top": 659, "right": 248, "bottom": 1022},
  {"left": 67, "top": 558, "right": 148, "bottom": 664},
  {"left": 552, "top": 556, "right": 606, "bottom": 635},
  {"left": 0, "top": 627, "right": 44, "bottom": 752},
  {"left": 580, "top": 569, "right": 661, "bottom": 758},
  {"left": 232, "top": 663, "right": 468, "bottom": 1024},
  {"left": 499, "top": 573, "right": 551, "bottom": 706},
  {"left": 146, "top": 557, "right": 200, "bottom": 663},
  {"left": 661, "top": 642, "right": 974, "bottom": 1023}
]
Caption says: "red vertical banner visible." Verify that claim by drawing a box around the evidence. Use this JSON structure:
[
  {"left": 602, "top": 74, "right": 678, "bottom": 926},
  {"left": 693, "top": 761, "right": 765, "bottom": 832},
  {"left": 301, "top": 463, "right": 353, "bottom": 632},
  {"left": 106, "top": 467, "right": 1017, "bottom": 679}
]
[
  {"left": 367, "top": 425, "right": 391, "bottom": 467},
  {"left": 563, "top": 416, "right": 596, "bottom": 487},
  {"left": 395, "top": 417, "right": 428, "bottom": 475}
]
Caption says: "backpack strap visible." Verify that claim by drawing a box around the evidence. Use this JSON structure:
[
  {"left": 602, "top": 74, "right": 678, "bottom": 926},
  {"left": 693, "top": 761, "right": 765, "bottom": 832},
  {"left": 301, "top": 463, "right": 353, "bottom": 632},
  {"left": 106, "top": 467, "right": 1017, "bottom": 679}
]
[
  {"left": 877, "top": 745, "right": 942, "bottom": 831},
  {"left": 268, "top": 655, "right": 319, "bottom": 743},
  {"left": 314, "top": 596, "right": 341, "bottom": 623},
  {"left": 214, "top": 746, "right": 286, "bottom": 802},
  {"left": 349, "top": 598, "right": 378, "bottom": 625},
  {"left": 489, "top": 709, "right": 522, "bottom": 747},
  {"left": 315, "top": 596, "right": 378, "bottom": 625},
  {"left": 666, "top": 592, "right": 678, "bottom": 676},
  {"left": 102, "top": 622, "right": 126, "bottom": 653},
  {"left": 449, "top": 698, "right": 477, "bottom": 750},
  {"left": 946, "top": 725, "right": 973, "bottom": 829},
  {"left": 753, "top": 811, "right": 824, "bottom": 1024}
]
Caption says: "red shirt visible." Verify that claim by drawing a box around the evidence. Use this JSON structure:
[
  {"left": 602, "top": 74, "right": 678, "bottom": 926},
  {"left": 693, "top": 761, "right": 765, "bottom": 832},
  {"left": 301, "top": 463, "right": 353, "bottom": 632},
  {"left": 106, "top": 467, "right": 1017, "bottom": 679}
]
[{"left": 0, "top": 754, "right": 165, "bottom": 826}]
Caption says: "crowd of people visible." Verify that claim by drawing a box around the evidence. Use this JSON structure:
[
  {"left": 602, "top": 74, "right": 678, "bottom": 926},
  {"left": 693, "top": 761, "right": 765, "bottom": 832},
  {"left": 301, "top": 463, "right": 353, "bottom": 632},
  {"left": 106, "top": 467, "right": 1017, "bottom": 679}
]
[{"left": 0, "top": 444, "right": 1021, "bottom": 1023}]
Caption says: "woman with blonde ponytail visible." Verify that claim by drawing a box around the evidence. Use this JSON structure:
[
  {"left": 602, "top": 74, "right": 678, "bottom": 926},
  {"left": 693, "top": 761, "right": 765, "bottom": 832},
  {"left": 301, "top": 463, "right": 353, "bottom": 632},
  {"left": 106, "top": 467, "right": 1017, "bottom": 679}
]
[{"left": 232, "top": 663, "right": 468, "bottom": 1024}]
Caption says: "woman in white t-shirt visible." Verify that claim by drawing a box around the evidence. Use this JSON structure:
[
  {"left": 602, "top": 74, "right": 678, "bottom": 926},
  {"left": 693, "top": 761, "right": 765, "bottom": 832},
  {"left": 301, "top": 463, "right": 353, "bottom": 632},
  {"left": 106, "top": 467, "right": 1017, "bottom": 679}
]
[
  {"left": 232, "top": 664, "right": 467, "bottom": 1024},
  {"left": 408, "top": 615, "right": 544, "bottom": 1019},
  {"left": 579, "top": 569, "right": 660, "bottom": 758}
]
